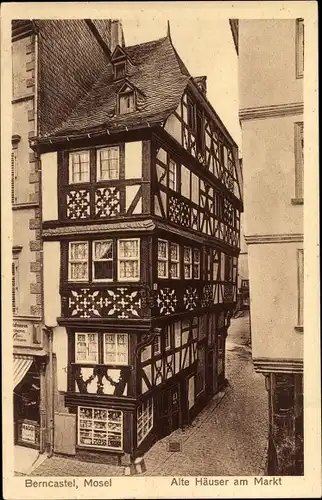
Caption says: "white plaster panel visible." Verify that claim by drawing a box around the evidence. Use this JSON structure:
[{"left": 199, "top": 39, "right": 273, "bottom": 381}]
[
  {"left": 41, "top": 152, "right": 58, "bottom": 221},
  {"left": 125, "top": 141, "right": 142, "bottom": 179},
  {"left": 43, "top": 241, "right": 60, "bottom": 326}
]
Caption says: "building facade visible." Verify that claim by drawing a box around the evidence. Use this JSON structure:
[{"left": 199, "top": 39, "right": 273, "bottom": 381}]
[
  {"left": 12, "top": 19, "right": 123, "bottom": 454},
  {"left": 32, "top": 32, "right": 243, "bottom": 462},
  {"left": 233, "top": 19, "right": 304, "bottom": 474}
]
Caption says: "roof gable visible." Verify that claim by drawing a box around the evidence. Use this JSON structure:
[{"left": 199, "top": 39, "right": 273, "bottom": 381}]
[{"left": 111, "top": 44, "right": 130, "bottom": 61}]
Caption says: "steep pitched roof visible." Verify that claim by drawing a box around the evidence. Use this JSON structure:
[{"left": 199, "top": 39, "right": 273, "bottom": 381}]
[{"left": 45, "top": 35, "right": 190, "bottom": 138}]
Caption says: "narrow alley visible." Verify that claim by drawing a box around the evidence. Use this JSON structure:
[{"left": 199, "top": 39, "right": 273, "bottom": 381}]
[{"left": 25, "top": 311, "right": 268, "bottom": 477}]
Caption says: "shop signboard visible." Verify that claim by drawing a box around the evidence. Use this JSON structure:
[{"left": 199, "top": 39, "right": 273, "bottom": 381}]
[
  {"left": 21, "top": 421, "right": 36, "bottom": 443},
  {"left": 13, "top": 319, "right": 42, "bottom": 348}
]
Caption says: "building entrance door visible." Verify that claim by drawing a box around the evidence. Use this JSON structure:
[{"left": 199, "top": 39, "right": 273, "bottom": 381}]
[
  {"left": 14, "top": 360, "right": 40, "bottom": 448},
  {"left": 158, "top": 384, "right": 180, "bottom": 439}
]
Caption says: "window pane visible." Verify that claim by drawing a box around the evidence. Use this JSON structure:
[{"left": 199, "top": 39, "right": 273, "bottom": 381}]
[
  {"left": 119, "top": 261, "right": 138, "bottom": 279},
  {"left": 184, "top": 247, "right": 192, "bottom": 263},
  {"left": 184, "top": 264, "right": 192, "bottom": 279},
  {"left": 170, "top": 243, "right": 179, "bottom": 261},
  {"left": 71, "top": 242, "right": 88, "bottom": 260},
  {"left": 119, "top": 240, "right": 138, "bottom": 258},
  {"left": 70, "top": 262, "right": 87, "bottom": 280},
  {"left": 158, "top": 240, "right": 168, "bottom": 259},
  {"left": 170, "top": 263, "right": 179, "bottom": 278},
  {"left": 158, "top": 261, "right": 167, "bottom": 278},
  {"left": 94, "top": 241, "right": 113, "bottom": 260},
  {"left": 70, "top": 151, "right": 89, "bottom": 183},
  {"left": 94, "top": 261, "right": 113, "bottom": 280}
]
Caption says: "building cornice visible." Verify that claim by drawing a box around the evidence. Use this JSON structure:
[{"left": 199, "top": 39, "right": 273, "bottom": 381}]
[
  {"left": 43, "top": 219, "right": 156, "bottom": 238},
  {"left": 253, "top": 357, "right": 303, "bottom": 373},
  {"left": 239, "top": 102, "right": 304, "bottom": 121},
  {"left": 245, "top": 233, "right": 303, "bottom": 245}
]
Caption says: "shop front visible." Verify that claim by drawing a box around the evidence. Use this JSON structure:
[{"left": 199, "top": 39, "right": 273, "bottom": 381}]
[{"left": 13, "top": 318, "right": 47, "bottom": 451}]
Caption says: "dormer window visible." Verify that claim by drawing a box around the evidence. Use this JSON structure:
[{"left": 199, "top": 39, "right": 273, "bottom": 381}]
[
  {"left": 118, "top": 83, "right": 136, "bottom": 115},
  {"left": 114, "top": 61, "right": 126, "bottom": 80}
]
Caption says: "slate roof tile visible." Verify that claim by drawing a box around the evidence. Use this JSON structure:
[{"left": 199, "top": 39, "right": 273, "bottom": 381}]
[{"left": 47, "top": 35, "right": 191, "bottom": 137}]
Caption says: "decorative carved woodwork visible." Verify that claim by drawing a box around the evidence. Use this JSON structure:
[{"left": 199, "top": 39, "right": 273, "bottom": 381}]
[
  {"left": 72, "top": 364, "right": 131, "bottom": 396},
  {"left": 63, "top": 286, "right": 143, "bottom": 319}
]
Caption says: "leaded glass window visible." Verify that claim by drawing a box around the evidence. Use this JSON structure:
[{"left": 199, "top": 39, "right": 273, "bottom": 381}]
[
  {"left": 78, "top": 406, "right": 123, "bottom": 450},
  {"left": 137, "top": 398, "right": 153, "bottom": 446},
  {"left": 193, "top": 249, "right": 200, "bottom": 279},
  {"left": 168, "top": 159, "right": 177, "bottom": 191},
  {"left": 118, "top": 239, "right": 140, "bottom": 281},
  {"left": 184, "top": 246, "right": 192, "bottom": 279},
  {"left": 158, "top": 240, "right": 168, "bottom": 278},
  {"left": 103, "top": 333, "right": 128, "bottom": 365},
  {"left": 68, "top": 242, "right": 88, "bottom": 281},
  {"left": 170, "top": 243, "right": 180, "bottom": 279},
  {"left": 75, "top": 333, "right": 98, "bottom": 363}
]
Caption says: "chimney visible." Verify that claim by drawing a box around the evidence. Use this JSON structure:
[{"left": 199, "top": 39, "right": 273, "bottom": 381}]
[
  {"left": 111, "top": 20, "right": 125, "bottom": 51},
  {"left": 194, "top": 76, "right": 207, "bottom": 97}
]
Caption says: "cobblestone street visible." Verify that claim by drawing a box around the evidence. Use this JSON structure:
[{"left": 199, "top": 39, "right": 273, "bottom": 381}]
[{"left": 26, "top": 311, "right": 268, "bottom": 477}]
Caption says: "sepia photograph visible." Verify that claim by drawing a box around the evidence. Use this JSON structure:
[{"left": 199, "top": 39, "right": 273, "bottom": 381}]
[{"left": 1, "top": 2, "right": 320, "bottom": 499}]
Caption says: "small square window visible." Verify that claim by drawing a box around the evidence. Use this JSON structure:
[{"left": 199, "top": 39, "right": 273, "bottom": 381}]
[
  {"left": 75, "top": 332, "right": 99, "bottom": 363},
  {"left": 69, "top": 151, "right": 90, "bottom": 184}
]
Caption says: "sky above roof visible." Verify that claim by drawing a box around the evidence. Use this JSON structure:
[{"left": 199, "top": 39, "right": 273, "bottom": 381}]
[{"left": 122, "top": 17, "right": 241, "bottom": 149}]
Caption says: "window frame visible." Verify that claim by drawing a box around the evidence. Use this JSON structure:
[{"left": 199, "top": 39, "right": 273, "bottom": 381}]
[
  {"left": 103, "top": 333, "right": 129, "bottom": 366},
  {"left": 170, "top": 242, "right": 180, "bottom": 279},
  {"left": 96, "top": 146, "right": 120, "bottom": 181},
  {"left": 168, "top": 159, "right": 177, "bottom": 191},
  {"left": 69, "top": 150, "right": 90, "bottom": 184},
  {"left": 157, "top": 239, "right": 169, "bottom": 279},
  {"left": 68, "top": 241, "right": 89, "bottom": 282},
  {"left": 114, "top": 61, "right": 126, "bottom": 80},
  {"left": 137, "top": 398, "right": 153, "bottom": 446},
  {"left": 118, "top": 91, "right": 135, "bottom": 115},
  {"left": 297, "top": 249, "right": 304, "bottom": 328},
  {"left": 11, "top": 149, "right": 18, "bottom": 204},
  {"left": 75, "top": 332, "right": 99, "bottom": 364},
  {"left": 78, "top": 406, "right": 123, "bottom": 450},
  {"left": 12, "top": 254, "right": 20, "bottom": 315},
  {"left": 117, "top": 238, "right": 140, "bottom": 282},
  {"left": 184, "top": 246, "right": 193, "bottom": 279},
  {"left": 295, "top": 18, "right": 304, "bottom": 79},
  {"left": 92, "top": 240, "right": 114, "bottom": 282},
  {"left": 193, "top": 248, "right": 201, "bottom": 279},
  {"left": 294, "top": 122, "right": 304, "bottom": 202}
]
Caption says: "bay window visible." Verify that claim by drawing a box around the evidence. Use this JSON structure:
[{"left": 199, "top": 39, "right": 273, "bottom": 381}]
[
  {"left": 75, "top": 333, "right": 99, "bottom": 363},
  {"left": 92, "top": 240, "right": 113, "bottom": 281},
  {"left": 118, "top": 239, "right": 140, "bottom": 281},
  {"left": 78, "top": 406, "right": 123, "bottom": 450},
  {"left": 69, "top": 151, "right": 90, "bottom": 183},
  {"left": 104, "top": 333, "right": 128, "bottom": 365},
  {"left": 67, "top": 238, "right": 140, "bottom": 283},
  {"left": 69, "top": 242, "right": 88, "bottom": 281},
  {"left": 158, "top": 240, "right": 168, "bottom": 278},
  {"left": 137, "top": 398, "right": 153, "bottom": 446},
  {"left": 97, "top": 147, "right": 119, "bottom": 181}
]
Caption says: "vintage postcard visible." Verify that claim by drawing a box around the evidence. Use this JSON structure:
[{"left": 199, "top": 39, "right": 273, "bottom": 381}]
[{"left": 1, "top": 1, "right": 320, "bottom": 499}]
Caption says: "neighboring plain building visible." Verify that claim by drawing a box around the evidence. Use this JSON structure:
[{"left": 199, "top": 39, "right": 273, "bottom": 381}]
[
  {"left": 231, "top": 19, "right": 304, "bottom": 474},
  {"left": 12, "top": 19, "right": 123, "bottom": 455},
  {"left": 31, "top": 27, "right": 243, "bottom": 463}
]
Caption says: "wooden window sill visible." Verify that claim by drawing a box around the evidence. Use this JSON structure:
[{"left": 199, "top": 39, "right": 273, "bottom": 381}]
[
  {"left": 291, "top": 198, "right": 304, "bottom": 205},
  {"left": 294, "top": 326, "right": 303, "bottom": 333}
]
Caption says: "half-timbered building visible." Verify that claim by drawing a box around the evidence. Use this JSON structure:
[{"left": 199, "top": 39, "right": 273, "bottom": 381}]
[{"left": 32, "top": 30, "right": 243, "bottom": 462}]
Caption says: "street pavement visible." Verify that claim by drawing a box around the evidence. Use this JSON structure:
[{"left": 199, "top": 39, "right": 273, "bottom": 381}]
[{"left": 26, "top": 310, "right": 268, "bottom": 477}]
